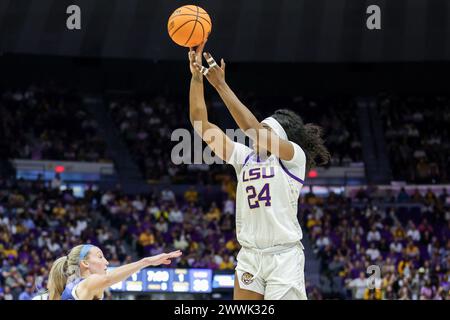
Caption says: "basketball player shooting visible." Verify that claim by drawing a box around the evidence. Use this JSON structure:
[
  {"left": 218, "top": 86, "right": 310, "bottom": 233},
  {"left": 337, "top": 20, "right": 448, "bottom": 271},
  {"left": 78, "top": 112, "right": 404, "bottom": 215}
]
[{"left": 188, "top": 41, "right": 331, "bottom": 300}]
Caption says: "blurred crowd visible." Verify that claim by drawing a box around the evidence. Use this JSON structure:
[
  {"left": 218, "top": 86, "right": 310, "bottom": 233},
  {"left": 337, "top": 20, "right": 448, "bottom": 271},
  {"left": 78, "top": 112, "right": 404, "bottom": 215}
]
[
  {"left": 108, "top": 95, "right": 197, "bottom": 183},
  {"left": 245, "top": 94, "right": 363, "bottom": 167},
  {"left": 1, "top": 176, "right": 448, "bottom": 300},
  {"left": 379, "top": 94, "right": 450, "bottom": 183},
  {"left": 3, "top": 87, "right": 450, "bottom": 186},
  {"left": 304, "top": 186, "right": 449, "bottom": 300},
  {"left": 0, "top": 178, "right": 237, "bottom": 300},
  {"left": 0, "top": 178, "right": 128, "bottom": 300},
  {"left": 0, "top": 85, "right": 110, "bottom": 163},
  {"left": 100, "top": 186, "right": 239, "bottom": 271},
  {"left": 108, "top": 93, "right": 363, "bottom": 183}
]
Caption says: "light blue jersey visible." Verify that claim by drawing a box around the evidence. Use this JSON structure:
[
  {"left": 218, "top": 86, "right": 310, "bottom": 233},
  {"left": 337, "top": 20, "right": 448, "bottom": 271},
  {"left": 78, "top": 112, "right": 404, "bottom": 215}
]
[{"left": 61, "top": 278, "right": 84, "bottom": 300}]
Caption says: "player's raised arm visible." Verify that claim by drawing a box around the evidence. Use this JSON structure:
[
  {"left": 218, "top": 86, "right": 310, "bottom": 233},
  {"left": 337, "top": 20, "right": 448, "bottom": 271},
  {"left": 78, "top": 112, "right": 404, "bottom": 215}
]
[
  {"left": 192, "top": 52, "right": 295, "bottom": 161},
  {"left": 189, "top": 42, "right": 235, "bottom": 163},
  {"left": 76, "top": 251, "right": 181, "bottom": 299}
]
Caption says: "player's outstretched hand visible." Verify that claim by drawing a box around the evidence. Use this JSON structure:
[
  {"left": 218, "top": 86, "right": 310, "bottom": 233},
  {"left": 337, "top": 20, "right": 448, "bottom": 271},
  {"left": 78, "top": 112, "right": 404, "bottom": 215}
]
[
  {"left": 189, "top": 40, "right": 207, "bottom": 77},
  {"left": 192, "top": 52, "right": 226, "bottom": 89},
  {"left": 143, "top": 250, "right": 182, "bottom": 266}
]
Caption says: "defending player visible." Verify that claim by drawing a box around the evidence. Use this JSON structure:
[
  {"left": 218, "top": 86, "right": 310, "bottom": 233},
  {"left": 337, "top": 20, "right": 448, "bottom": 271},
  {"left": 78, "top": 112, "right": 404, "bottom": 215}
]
[
  {"left": 45, "top": 244, "right": 181, "bottom": 300},
  {"left": 188, "top": 42, "right": 330, "bottom": 300}
]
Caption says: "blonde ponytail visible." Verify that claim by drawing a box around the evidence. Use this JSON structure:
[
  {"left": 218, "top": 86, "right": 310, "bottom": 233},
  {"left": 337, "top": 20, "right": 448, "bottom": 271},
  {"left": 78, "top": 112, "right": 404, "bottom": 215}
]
[
  {"left": 47, "top": 245, "right": 86, "bottom": 300},
  {"left": 48, "top": 256, "right": 68, "bottom": 300}
]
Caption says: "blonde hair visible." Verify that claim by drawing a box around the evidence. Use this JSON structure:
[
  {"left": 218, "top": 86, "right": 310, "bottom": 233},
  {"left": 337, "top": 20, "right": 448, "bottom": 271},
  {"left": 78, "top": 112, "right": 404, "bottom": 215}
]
[{"left": 47, "top": 245, "right": 90, "bottom": 300}]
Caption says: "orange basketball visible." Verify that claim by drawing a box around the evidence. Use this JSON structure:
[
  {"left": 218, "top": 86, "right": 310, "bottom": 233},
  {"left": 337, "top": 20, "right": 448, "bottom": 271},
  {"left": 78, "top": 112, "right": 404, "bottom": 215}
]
[{"left": 168, "top": 5, "right": 212, "bottom": 48}]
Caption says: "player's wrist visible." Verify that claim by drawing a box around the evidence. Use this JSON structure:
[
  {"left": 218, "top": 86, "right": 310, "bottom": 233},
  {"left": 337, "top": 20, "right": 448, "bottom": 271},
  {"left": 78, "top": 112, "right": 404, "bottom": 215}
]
[
  {"left": 214, "top": 80, "right": 228, "bottom": 91},
  {"left": 192, "top": 74, "right": 203, "bottom": 82},
  {"left": 139, "top": 258, "right": 151, "bottom": 268}
]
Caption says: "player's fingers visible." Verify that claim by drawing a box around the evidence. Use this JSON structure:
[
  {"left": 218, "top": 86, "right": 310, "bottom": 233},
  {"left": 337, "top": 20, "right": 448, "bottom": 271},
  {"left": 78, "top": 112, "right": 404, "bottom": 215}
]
[
  {"left": 221, "top": 58, "right": 226, "bottom": 72},
  {"left": 188, "top": 50, "right": 195, "bottom": 62},
  {"left": 193, "top": 62, "right": 209, "bottom": 75},
  {"left": 199, "top": 38, "right": 207, "bottom": 51},
  {"left": 196, "top": 40, "right": 206, "bottom": 55},
  {"left": 204, "top": 52, "right": 218, "bottom": 69}
]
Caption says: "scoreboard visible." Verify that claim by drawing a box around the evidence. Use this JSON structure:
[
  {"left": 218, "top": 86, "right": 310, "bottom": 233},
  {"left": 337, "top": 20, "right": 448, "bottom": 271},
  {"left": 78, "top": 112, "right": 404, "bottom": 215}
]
[
  {"left": 108, "top": 268, "right": 212, "bottom": 293},
  {"left": 212, "top": 274, "right": 235, "bottom": 289}
]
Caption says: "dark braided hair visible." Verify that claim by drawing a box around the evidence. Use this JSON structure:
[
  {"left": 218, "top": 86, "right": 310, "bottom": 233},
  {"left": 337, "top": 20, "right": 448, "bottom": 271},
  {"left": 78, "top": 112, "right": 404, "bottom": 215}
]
[{"left": 271, "top": 109, "right": 331, "bottom": 172}]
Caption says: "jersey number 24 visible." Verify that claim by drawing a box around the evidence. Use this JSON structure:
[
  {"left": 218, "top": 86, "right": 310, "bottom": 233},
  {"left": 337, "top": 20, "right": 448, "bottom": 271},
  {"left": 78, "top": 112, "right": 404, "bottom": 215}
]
[{"left": 246, "top": 183, "right": 271, "bottom": 209}]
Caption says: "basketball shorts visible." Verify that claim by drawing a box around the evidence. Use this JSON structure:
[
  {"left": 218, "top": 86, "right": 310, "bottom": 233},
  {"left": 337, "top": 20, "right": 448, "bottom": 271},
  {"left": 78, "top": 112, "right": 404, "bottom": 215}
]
[{"left": 235, "top": 242, "right": 307, "bottom": 300}]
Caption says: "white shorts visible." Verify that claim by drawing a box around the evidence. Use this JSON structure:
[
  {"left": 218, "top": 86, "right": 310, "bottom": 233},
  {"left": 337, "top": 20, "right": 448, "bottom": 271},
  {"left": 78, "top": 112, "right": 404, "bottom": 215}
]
[{"left": 235, "top": 242, "right": 307, "bottom": 300}]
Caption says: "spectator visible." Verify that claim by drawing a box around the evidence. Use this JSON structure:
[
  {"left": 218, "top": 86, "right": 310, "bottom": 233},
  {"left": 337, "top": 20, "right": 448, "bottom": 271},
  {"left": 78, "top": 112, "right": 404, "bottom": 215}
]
[
  {"left": 50, "top": 173, "right": 62, "bottom": 190},
  {"left": 347, "top": 272, "right": 367, "bottom": 300},
  {"left": 397, "top": 188, "right": 410, "bottom": 202},
  {"left": 405, "top": 241, "right": 420, "bottom": 259},
  {"left": 173, "top": 233, "right": 189, "bottom": 251},
  {"left": 168, "top": 206, "right": 183, "bottom": 224},
  {"left": 366, "top": 243, "right": 381, "bottom": 261},
  {"left": 155, "top": 216, "right": 168, "bottom": 233},
  {"left": 161, "top": 188, "right": 175, "bottom": 203},
  {"left": 367, "top": 226, "right": 381, "bottom": 243},
  {"left": 206, "top": 202, "right": 221, "bottom": 222},
  {"left": 18, "top": 283, "right": 34, "bottom": 300},
  {"left": 219, "top": 255, "right": 234, "bottom": 270},
  {"left": 406, "top": 221, "right": 421, "bottom": 242},
  {"left": 184, "top": 186, "right": 199, "bottom": 205},
  {"left": 1, "top": 286, "right": 13, "bottom": 300},
  {"left": 223, "top": 197, "right": 235, "bottom": 215}
]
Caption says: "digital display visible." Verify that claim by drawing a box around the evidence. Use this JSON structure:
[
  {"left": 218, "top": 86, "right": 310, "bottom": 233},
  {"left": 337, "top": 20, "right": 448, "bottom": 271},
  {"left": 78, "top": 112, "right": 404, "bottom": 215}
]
[
  {"left": 212, "top": 274, "right": 235, "bottom": 289},
  {"left": 107, "top": 268, "right": 212, "bottom": 293}
]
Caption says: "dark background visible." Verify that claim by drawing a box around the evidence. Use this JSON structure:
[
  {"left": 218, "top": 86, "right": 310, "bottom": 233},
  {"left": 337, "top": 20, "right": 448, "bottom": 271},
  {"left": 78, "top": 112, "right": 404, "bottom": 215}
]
[{"left": 1, "top": 0, "right": 450, "bottom": 63}]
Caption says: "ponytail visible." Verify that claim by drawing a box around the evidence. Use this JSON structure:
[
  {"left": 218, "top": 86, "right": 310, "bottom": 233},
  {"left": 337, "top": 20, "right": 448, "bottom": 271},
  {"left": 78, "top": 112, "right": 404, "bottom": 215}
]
[
  {"left": 47, "top": 244, "right": 87, "bottom": 300},
  {"left": 47, "top": 256, "right": 68, "bottom": 300}
]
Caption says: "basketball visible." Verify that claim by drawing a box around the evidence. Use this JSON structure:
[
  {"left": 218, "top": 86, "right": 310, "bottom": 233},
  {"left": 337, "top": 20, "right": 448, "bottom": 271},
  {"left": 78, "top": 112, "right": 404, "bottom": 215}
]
[{"left": 167, "top": 5, "right": 212, "bottom": 48}]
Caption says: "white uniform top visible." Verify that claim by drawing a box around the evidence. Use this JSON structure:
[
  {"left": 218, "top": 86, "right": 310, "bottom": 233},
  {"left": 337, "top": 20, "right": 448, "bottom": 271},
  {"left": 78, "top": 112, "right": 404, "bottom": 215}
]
[
  {"left": 32, "top": 293, "right": 49, "bottom": 300},
  {"left": 228, "top": 141, "right": 306, "bottom": 249}
]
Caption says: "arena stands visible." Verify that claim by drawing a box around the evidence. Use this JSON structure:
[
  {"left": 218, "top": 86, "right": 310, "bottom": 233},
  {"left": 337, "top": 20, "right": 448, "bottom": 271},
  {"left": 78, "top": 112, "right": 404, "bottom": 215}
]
[
  {"left": 1, "top": 175, "right": 447, "bottom": 300},
  {"left": 0, "top": 178, "right": 127, "bottom": 299},
  {"left": 0, "top": 178, "right": 238, "bottom": 300},
  {"left": 379, "top": 94, "right": 450, "bottom": 183},
  {"left": 0, "top": 85, "right": 110, "bottom": 163},
  {"left": 242, "top": 94, "right": 363, "bottom": 167},
  {"left": 304, "top": 186, "right": 449, "bottom": 300},
  {"left": 108, "top": 93, "right": 363, "bottom": 183},
  {"left": 108, "top": 95, "right": 190, "bottom": 182},
  {"left": 0, "top": 83, "right": 447, "bottom": 300}
]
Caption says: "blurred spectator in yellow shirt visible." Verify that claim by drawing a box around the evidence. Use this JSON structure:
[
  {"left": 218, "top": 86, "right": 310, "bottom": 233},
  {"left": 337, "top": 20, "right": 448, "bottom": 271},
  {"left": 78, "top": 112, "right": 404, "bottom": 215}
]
[
  {"left": 184, "top": 186, "right": 199, "bottom": 205},
  {"left": 219, "top": 255, "right": 234, "bottom": 270},
  {"left": 206, "top": 202, "right": 221, "bottom": 222},
  {"left": 138, "top": 230, "right": 155, "bottom": 247}
]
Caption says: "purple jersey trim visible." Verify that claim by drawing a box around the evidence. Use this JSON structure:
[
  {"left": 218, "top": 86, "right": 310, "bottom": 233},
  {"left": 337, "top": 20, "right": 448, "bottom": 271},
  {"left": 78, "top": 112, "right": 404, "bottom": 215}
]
[
  {"left": 243, "top": 152, "right": 254, "bottom": 166},
  {"left": 278, "top": 159, "right": 305, "bottom": 184}
]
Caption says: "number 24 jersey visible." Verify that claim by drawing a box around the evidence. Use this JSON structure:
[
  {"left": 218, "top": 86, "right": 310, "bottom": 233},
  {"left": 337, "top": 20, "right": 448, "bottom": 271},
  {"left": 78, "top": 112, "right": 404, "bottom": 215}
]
[{"left": 228, "top": 141, "right": 306, "bottom": 249}]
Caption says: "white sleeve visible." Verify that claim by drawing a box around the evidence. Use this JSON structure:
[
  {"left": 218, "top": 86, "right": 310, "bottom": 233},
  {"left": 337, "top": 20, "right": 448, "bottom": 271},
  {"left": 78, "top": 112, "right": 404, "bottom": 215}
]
[
  {"left": 283, "top": 141, "right": 306, "bottom": 166},
  {"left": 279, "top": 141, "right": 307, "bottom": 182},
  {"left": 226, "top": 142, "right": 253, "bottom": 175}
]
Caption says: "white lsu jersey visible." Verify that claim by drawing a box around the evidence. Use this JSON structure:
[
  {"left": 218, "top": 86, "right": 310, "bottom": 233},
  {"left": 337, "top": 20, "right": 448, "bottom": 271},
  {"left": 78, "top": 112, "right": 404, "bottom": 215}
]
[{"left": 228, "top": 141, "right": 306, "bottom": 249}]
